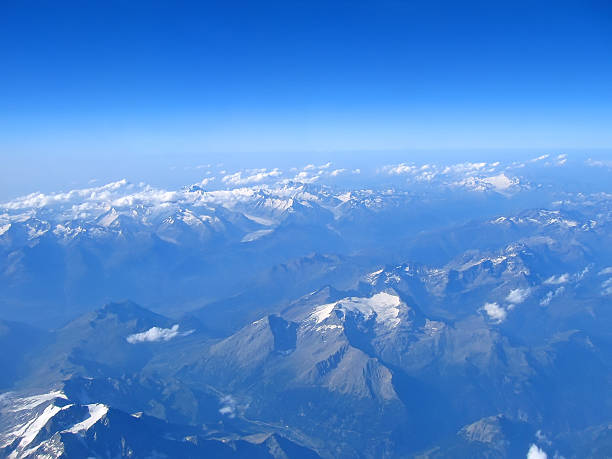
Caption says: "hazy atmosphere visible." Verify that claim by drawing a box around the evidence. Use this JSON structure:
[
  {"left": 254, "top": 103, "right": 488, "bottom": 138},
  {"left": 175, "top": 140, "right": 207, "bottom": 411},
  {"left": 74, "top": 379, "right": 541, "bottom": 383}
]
[{"left": 1, "top": 1, "right": 611, "bottom": 458}]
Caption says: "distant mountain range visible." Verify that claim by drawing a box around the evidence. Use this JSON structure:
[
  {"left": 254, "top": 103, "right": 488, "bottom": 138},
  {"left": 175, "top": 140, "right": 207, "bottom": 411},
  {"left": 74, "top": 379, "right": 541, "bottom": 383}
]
[{"left": 1, "top": 157, "right": 611, "bottom": 457}]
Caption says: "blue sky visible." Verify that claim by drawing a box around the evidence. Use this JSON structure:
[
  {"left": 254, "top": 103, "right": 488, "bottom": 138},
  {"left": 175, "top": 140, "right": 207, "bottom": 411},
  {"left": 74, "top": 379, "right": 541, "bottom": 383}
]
[{"left": 1, "top": 0, "right": 611, "bottom": 197}]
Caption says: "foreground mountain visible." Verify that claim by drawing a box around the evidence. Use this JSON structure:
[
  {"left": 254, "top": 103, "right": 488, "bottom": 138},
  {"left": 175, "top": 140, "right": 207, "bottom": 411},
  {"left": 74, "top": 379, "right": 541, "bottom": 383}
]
[{"left": 0, "top": 389, "right": 319, "bottom": 458}]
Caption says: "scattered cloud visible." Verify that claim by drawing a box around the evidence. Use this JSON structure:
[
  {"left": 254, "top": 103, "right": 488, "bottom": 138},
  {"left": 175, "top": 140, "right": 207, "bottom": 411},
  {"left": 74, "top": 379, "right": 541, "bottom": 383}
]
[
  {"left": 126, "top": 324, "right": 193, "bottom": 344},
  {"left": 527, "top": 444, "right": 547, "bottom": 459},
  {"left": 598, "top": 267, "right": 612, "bottom": 275},
  {"left": 540, "top": 286, "right": 565, "bottom": 306},
  {"left": 586, "top": 158, "right": 612, "bottom": 168},
  {"left": 329, "top": 168, "right": 347, "bottom": 177},
  {"left": 506, "top": 288, "right": 531, "bottom": 304},
  {"left": 540, "top": 285, "right": 565, "bottom": 306},
  {"left": 481, "top": 173, "right": 517, "bottom": 191},
  {"left": 385, "top": 163, "right": 418, "bottom": 175},
  {"left": 218, "top": 395, "right": 237, "bottom": 418},
  {"left": 222, "top": 168, "right": 282, "bottom": 186},
  {"left": 531, "top": 154, "right": 550, "bottom": 162},
  {"left": 197, "top": 177, "right": 215, "bottom": 187},
  {"left": 544, "top": 273, "right": 569, "bottom": 285},
  {"left": 602, "top": 277, "right": 612, "bottom": 295},
  {"left": 483, "top": 302, "right": 507, "bottom": 323}
]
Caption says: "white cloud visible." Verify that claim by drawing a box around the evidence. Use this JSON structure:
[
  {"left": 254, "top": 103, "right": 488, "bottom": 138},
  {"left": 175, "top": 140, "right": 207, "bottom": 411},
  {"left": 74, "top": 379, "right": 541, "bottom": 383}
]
[
  {"left": 218, "top": 395, "right": 237, "bottom": 418},
  {"left": 598, "top": 267, "right": 612, "bottom": 275},
  {"left": 544, "top": 273, "right": 570, "bottom": 285},
  {"left": 385, "top": 163, "right": 417, "bottom": 175},
  {"left": 483, "top": 302, "right": 507, "bottom": 323},
  {"left": 540, "top": 286, "right": 565, "bottom": 306},
  {"left": 527, "top": 444, "right": 547, "bottom": 459},
  {"left": 531, "top": 154, "right": 550, "bottom": 162},
  {"left": 506, "top": 288, "right": 531, "bottom": 304},
  {"left": 221, "top": 168, "right": 282, "bottom": 186},
  {"left": 126, "top": 324, "right": 193, "bottom": 344},
  {"left": 481, "top": 173, "right": 516, "bottom": 191},
  {"left": 380, "top": 161, "right": 520, "bottom": 191},
  {"left": 289, "top": 171, "right": 320, "bottom": 183},
  {"left": 586, "top": 158, "right": 612, "bottom": 168},
  {"left": 455, "top": 174, "right": 519, "bottom": 193},
  {"left": 602, "top": 277, "right": 612, "bottom": 295},
  {"left": 198, "top": 177, "right": 215, "bottom": 187},
  {"left": 1, "top": 179, "right": 131, "bottom": 210},
  {"left": 329, "top": 168, "right": 347, "bottom": 177}
]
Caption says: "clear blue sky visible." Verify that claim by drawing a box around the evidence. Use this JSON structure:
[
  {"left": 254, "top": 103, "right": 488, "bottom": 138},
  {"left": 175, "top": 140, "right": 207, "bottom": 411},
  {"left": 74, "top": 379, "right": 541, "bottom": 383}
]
[{"left": 0, "top": 0, "right": 611, "bottom": 196}]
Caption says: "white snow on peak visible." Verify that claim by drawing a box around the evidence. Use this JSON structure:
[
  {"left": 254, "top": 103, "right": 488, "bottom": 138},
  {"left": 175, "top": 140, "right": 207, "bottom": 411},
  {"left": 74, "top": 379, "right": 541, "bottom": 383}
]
[
  {"left": 337, "top": 192, "right": 352, "bottom": 202},
  {"left": 6, "top": 390, "right": 67, "bottom": 412},
  {"left": 63, "top": 404, "right": 108, "bottom": 434},
  {"left": 365, "top": 268, "right": 384, "bottom": 283},
  {"left": 9, "top": 403, "right": 73, "bottom": 455},
  {"left": 126, "top": 324, "right": 193, "bottom": 344},
  {"left": 310, "top": 292, "right": 402, "bottom": 328},
  {"left": 311, "top": 302, "right": 337, "bottom": 324},
  {"left": 98, "top": 208, "right": 119, "bottom": 227}
]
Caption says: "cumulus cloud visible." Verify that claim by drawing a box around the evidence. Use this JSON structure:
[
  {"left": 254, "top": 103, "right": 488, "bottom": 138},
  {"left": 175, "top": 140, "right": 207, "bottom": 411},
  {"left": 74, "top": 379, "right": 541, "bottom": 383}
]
[
  {"left": 126, "top": 324, "right": 193, "bottom": 344},
  {"left": 221, "top": 168, "right": 282, "bottom": 186},
  {"left": 506, "top": 288, "right": 531, "bottom": 304},
  {"left": 544, "top": 273, "right": 569, "bottom": 285},
  {"left": 385, "top": 163, "right": 418, "bottom": 175},
  {"left": 198, "top": 177, "right": 215, "bottom": 187},
  {"left": 483, "top": 302, "right": 507, "bottom": 323},
  {"left": 289, "top": 171, "right": 321, "bottom": 183},
  {"left": 329, "top": 168, "right": 347, "bottom": 177},
  {"left": 526, "top": 444, "right": 547, "bottom": 459},
  {"left": 218, "top": 395, "right": 237, "bottom": 418},
  {"left": 481, "top": 173, "right": 517, "bottom": 191},
  {"left": 1, "top": 179, "right": 131, "bottom": 210}
]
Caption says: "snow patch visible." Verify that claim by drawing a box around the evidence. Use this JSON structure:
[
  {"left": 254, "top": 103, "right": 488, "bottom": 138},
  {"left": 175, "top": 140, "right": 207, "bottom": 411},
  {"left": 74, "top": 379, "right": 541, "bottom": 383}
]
[
  {"left": 11, "top": 404, "right": 72, "bottom": 454},
  {"left": 64, "top": 404, "right": 108, "bottom": 434},
  {"left": 241, "top": 229, "right": 274, "bottom": 242}
]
